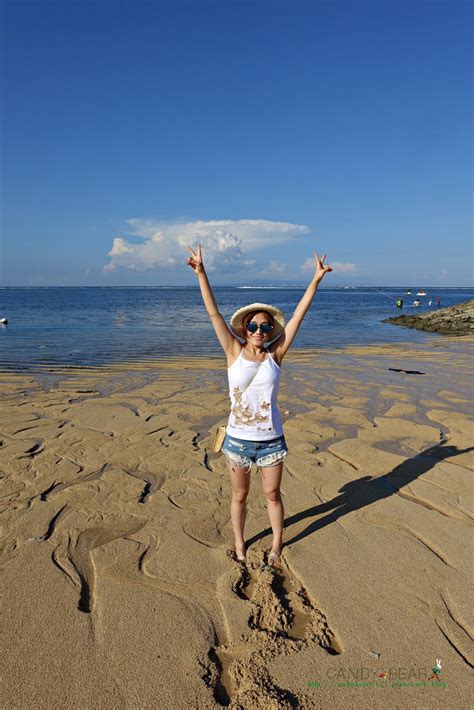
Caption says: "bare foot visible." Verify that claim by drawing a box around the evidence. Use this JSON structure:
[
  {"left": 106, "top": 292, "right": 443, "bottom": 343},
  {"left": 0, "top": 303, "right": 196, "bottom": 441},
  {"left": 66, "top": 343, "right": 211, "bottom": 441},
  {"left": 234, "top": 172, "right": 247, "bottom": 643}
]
[
  {"left": 267, "top": 547, "right": 281, "bottom": 566},
  {"left": 235, "top": 542, "right": 246, "bottom": 562}
]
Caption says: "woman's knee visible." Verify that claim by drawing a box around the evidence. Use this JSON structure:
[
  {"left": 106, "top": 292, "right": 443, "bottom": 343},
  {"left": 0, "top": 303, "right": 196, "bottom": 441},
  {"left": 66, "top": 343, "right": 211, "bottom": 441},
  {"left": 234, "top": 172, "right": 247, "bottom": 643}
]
[
  {"left": 265, "top": 489, "right": 282, "bottom": 503},
  {"left": 232, "top": 489, "right": 249, "bottom": 503}
]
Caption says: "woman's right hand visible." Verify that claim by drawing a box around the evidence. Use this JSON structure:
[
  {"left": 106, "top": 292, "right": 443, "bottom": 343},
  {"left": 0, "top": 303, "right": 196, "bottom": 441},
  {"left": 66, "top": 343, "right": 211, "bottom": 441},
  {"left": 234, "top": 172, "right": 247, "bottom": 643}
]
[{"left": 186, "top": 243, "right": 204, "bottom": 274}]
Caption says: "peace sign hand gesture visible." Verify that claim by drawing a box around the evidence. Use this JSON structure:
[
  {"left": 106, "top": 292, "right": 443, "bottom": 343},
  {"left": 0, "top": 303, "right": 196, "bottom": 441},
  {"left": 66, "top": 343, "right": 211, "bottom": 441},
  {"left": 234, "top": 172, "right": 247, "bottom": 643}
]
[
  {"left": 186, "top": 243, "right": 204, "bottom": 274},
  {"left": 314, "top": 251, "right": 332, "bottom": 281}
]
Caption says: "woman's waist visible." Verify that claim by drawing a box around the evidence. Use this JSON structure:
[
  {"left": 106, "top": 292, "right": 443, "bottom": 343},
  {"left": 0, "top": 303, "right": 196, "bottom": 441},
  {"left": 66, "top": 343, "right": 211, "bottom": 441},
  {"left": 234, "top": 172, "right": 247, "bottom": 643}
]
[
  {"left": 224, "top": 431, "right": 286, "bottom": 446},
  {"left": 224, "top": 433, "right": 285, "bottom": 444},
  {"left": 226, "top": 415, "right": 284, "bottom": 440}
]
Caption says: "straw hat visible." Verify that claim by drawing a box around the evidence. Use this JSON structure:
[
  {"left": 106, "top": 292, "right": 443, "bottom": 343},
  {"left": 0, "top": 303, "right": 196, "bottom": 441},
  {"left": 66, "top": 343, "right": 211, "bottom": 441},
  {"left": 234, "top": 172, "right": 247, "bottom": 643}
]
[{"left": 230, "top": 302, "right": 286, "bottom": 341}]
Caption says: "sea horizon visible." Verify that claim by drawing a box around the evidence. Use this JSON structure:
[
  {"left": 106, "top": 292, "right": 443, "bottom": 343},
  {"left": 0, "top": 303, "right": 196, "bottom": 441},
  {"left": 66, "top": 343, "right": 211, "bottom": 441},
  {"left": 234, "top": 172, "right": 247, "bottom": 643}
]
[{"left": 1, "top": 285, "right": 472, "bottom": 289}]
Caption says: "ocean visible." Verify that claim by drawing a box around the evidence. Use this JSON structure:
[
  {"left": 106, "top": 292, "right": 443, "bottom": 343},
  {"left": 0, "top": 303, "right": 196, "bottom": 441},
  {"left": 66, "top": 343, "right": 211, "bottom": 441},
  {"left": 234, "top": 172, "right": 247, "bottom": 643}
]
[{"left": 1, "top": 286, "right": 472, "bottom": 369}]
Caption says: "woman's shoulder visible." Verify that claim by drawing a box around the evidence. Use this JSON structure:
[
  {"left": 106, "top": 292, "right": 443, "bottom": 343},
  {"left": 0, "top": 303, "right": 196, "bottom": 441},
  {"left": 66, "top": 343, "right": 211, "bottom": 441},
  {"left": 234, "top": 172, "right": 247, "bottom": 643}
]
[
  {"left": 226, "top": 343, "right": 282, "bottom": 369},
  {"left": 267, "top": 343, "right": 282, "bottom": 368}
]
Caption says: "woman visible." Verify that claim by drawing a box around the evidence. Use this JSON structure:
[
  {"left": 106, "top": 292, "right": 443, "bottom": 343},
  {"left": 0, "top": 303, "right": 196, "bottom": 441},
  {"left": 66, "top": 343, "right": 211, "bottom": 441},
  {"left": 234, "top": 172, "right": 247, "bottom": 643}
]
[{"left": 186, "top": 243, "right": 332, "bottom": 566}]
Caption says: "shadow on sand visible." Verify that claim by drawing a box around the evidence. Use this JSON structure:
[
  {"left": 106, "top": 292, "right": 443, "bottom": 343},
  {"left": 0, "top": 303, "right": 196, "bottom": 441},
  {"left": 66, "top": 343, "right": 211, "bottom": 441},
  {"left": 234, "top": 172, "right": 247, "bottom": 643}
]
[{"left": 248, "top": 442, "right": 473, "bottom": 550}]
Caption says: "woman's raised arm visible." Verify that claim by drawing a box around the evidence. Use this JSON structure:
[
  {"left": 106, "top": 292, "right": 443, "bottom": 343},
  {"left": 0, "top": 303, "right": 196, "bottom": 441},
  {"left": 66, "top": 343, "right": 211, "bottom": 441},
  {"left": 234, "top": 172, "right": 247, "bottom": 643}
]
[
  {"left": 273, "top": 251, "right": 332, "bottom": 362},
  {"left": 186, "top": 243, "right": 239, "bottom": 355}
]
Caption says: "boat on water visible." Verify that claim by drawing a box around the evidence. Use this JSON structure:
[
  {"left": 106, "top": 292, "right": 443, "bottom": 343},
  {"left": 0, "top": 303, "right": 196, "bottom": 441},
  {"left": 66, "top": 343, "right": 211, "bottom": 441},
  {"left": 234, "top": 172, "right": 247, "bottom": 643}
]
[
  {"left": 416, "top": 290, "right": 427, "bottom": 296},
  {"left": 406, "top": 289, "right": 412, "bottom": 295}
]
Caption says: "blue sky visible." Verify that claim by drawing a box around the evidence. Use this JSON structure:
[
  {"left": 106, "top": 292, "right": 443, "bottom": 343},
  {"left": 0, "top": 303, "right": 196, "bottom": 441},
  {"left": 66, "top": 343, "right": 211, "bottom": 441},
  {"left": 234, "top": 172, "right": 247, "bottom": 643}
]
[{"left": 2, "top": 0, "right": 472, "bottom": 287}]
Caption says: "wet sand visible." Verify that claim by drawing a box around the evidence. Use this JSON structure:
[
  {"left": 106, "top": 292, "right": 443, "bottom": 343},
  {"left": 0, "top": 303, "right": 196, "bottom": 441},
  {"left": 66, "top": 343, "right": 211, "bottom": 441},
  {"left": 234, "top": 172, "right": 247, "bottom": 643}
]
[{"left": 1, "top": 337, "right": 473, "bottom": 708}]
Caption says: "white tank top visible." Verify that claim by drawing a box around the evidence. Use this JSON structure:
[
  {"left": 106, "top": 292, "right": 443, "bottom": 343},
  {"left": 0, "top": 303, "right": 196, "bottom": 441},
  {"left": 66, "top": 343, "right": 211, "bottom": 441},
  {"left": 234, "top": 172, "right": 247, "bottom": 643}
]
[{"left": 226, "top": 349, "right": 283, "bottom": 441}]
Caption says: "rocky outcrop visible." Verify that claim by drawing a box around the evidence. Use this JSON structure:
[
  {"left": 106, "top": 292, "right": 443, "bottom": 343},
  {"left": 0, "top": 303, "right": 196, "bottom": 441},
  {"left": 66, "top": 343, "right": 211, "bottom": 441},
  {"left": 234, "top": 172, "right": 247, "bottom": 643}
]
[{"left": 383, "top": 299, "right": 474, "bottom": 335}]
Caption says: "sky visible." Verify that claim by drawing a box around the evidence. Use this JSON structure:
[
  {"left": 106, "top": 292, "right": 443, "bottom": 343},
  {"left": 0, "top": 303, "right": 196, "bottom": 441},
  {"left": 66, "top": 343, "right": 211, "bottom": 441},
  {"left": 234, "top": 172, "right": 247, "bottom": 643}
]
[{"left": 2, "top": 0, "right": 472, "bottom": 287}]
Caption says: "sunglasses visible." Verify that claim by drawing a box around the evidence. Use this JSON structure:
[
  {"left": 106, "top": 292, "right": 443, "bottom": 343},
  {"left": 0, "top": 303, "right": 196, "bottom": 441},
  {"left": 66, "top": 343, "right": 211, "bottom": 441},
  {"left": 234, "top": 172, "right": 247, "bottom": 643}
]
[{"left": 246, "top": 321, "right": 273, "bottom": 334}]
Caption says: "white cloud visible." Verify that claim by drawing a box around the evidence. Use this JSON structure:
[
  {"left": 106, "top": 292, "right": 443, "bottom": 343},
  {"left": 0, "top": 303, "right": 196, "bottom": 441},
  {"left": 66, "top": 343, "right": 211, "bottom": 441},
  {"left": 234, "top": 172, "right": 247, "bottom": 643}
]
[
  {"left": 301, "top": 257, "right": 315, "bottom": 271},
  {"left": 331, "top": 261, "right": 357, "bottom": 273},
  {"left": 301, "top": 258, "right": 357, "bottom": 273},
  {"left": 103, "top": 218, "right": 310, "bottom": 273},
  {"left": 109, "top": 237, "right": 134, "bottom": 256},
  {"left": 266, "top": 260, "right": 287, "bottom": 273}
]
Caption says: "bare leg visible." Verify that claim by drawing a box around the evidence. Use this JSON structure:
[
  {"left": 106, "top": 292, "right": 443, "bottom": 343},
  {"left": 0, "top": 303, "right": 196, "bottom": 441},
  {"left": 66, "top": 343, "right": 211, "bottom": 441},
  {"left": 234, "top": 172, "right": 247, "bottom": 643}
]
[
  {"left": 260, "top": 461, "right": 284, "bottom": 563},
  {"left": 228, "top": 459, "right": 251, "bottom": 559}
]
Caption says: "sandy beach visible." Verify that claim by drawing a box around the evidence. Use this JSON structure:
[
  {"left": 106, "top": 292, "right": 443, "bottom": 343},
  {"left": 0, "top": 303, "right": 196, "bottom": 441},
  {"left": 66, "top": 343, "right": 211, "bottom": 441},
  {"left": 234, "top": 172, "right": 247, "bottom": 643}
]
[{"left": 1, "top": 336, "right": 473, "bottom": 709}]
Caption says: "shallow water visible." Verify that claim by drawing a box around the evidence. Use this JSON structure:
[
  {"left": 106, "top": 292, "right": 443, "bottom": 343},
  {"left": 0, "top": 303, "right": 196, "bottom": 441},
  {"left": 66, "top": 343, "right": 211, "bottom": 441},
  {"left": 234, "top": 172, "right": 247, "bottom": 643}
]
[{"left": 1, "top": 286, "right": 472, "bottom": 369}]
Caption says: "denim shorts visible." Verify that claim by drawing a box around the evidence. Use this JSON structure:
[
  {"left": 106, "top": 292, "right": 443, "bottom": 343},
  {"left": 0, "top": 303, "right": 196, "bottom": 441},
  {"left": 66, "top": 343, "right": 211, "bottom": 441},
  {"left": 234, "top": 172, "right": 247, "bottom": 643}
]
[{"left": 222, "top": 433, "right": 288, "bottom": 471}]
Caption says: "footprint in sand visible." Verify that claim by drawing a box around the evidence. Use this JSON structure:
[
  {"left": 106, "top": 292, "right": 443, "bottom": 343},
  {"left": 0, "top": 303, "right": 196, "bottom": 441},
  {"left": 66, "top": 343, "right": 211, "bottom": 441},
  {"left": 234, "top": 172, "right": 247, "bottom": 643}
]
[
  {"left": 53, "top": 517, "right": 149, "bottom": 613},
  {"left": 202, "top": 550, "right": 343, "bottom": 707}
]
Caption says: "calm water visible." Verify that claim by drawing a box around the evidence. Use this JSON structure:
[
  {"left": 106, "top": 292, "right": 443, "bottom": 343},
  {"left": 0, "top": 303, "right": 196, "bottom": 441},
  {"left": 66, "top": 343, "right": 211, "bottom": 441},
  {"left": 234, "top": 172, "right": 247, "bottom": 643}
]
[{"left": 1, "top": 287, "right": 472, "bottom": 369}]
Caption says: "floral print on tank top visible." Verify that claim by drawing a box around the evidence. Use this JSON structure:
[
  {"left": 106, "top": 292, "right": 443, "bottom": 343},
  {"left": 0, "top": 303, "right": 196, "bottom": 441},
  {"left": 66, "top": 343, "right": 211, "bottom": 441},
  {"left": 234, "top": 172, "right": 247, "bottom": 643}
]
[{"left": 231, "top": 386, "right": 271, "bottom": 426}]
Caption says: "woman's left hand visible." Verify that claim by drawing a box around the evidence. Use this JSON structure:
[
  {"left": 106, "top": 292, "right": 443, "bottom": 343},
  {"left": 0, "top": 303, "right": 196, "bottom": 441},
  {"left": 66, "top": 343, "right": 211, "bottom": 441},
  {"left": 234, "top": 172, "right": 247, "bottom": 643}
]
[{"left": 314, "top": 251, "right": 333, "bottom": 281}]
